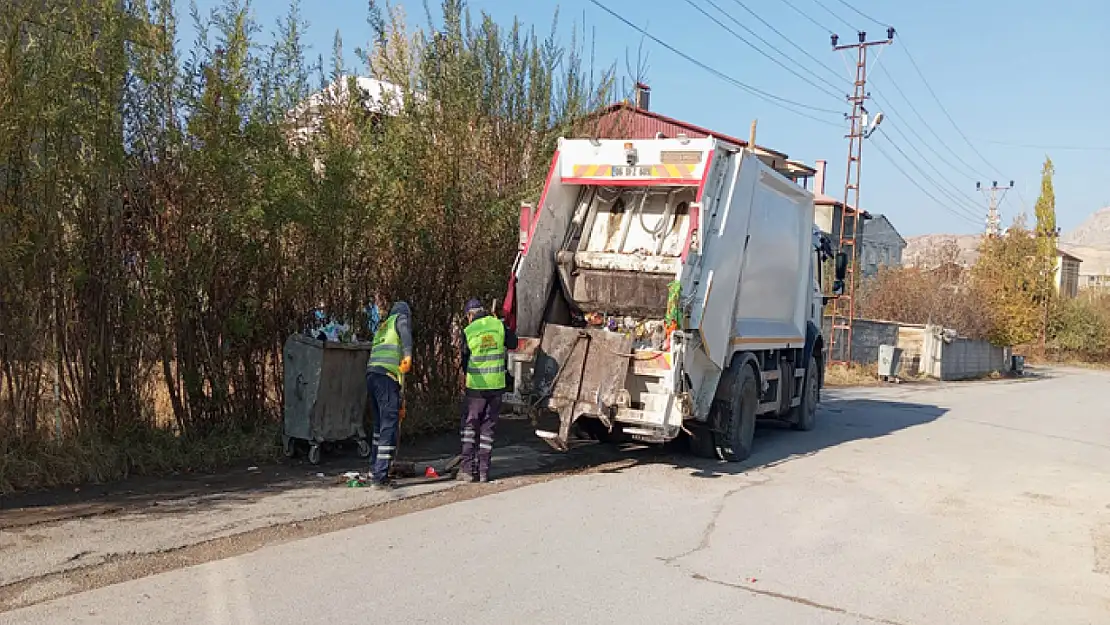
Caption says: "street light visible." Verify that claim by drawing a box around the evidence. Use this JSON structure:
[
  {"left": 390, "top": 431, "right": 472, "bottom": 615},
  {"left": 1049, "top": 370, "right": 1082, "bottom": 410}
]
[{"left": 863, "top": 111, "right": 885, "bottom": 139}]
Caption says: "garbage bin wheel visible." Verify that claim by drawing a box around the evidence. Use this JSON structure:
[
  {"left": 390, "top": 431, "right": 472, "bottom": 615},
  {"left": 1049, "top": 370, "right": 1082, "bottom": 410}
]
[
  {"left": 357, "top": 438, "right": 372, "bottom": 458},
  {"left": 282, "top": 435, "right": 296, "bottom": 459},
  {"left": 308, "top": 444, "right": 322, "bottom": 465}
]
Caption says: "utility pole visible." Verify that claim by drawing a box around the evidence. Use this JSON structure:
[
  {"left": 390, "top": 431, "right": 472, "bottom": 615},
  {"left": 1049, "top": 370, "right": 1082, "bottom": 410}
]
[
  {"left": 827, "top": 28, "right": 895, "bottom": 366},
  {"left": 977, "top": 180, "right": 1013, "bottom": 238}
]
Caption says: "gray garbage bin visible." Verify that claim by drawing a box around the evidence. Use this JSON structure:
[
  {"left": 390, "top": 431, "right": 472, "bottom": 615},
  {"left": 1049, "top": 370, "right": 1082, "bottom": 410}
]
[
  {"left": 283, "top": 334, "right": 374, "bottom": 465},
  {"left": 877, "top": 344, "right": 903, "bottom": 380}
]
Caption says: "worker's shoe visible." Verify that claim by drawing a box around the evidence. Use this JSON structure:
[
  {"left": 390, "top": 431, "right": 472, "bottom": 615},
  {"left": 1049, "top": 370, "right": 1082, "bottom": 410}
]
[
  {"left": 478, "top": 474, "right": 491, "bottom": 484},
  {"left": 369, "top": 478, "right": 395, "bottom": 491},
  {"left": 456, "top": 472, "right": 476, "bottom": 483}
]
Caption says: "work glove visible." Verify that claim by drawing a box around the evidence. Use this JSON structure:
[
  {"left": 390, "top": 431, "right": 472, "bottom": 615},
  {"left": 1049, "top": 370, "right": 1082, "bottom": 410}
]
[{"left": 399, "top": 356, "right": 412, "bottom": 374}]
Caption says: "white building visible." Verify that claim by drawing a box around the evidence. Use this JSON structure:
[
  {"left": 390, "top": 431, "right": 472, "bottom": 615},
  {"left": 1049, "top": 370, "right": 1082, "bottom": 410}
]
[
  {"left": 1055, "top": 248, "right": 1082, "bottom": 299},
  {"left": 287, "top": 76, "right": 408, "bottom": 146}
]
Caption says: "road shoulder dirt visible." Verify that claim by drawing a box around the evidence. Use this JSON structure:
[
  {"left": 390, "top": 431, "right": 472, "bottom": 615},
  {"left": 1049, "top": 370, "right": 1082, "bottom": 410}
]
[{"left": 0, "top": 419, "right": 638, "bottom": 613}]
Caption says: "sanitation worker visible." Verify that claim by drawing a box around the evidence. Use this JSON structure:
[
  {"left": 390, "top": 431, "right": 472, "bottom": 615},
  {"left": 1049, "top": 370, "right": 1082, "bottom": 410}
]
[
  {"left": 366, "top": 300, "right": 413, "bottom": 490},
  {"left": 458, "top": 299, "right": 517, "bottom": 483}
]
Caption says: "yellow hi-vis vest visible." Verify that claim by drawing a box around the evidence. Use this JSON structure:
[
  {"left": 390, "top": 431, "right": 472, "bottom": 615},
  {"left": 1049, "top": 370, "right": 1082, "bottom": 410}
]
[
  {"left": 368, "top": 314, "right": 403, "bottom": 385},
  {"left": 463, "top": 316, "right": 506, "bottom": 391}
]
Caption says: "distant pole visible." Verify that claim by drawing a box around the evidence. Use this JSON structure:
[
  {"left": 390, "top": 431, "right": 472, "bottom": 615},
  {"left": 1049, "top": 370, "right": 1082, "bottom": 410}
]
[
  {"left": 977, "top": 180, "right": 1013, "bottom": 238},
  {"left": 827, "top": 28, "right": 895, "bottom": 366}
]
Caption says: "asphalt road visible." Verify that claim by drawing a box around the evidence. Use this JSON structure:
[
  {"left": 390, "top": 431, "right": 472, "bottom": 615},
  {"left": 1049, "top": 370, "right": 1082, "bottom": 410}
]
[{"left": 5, "top": 368, "right": 1110, "bottom": 625}]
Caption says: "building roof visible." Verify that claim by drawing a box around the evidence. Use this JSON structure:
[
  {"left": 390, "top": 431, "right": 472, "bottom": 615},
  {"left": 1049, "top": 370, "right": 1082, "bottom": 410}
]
[
  {"left": 594, "top": 101, "right": 758, "bottom": 148},
  {"left": 813, "top": 192, "right": 871, "bottom": 219},
  {"left": 785, "top": 159, "right": 818, "bottom": 177},
  {"left": 590, "top": 102, "right": 811, "bottom": 179},
  {"left": 863, "top": 214, "right": 906, "bottom": 247},
  {"left": 1057, "top": 247, "right": 1083, "bottom": 263}
]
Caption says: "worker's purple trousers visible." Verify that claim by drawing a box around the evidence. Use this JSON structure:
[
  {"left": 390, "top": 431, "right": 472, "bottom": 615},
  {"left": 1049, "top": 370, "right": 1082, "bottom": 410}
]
[{"left": 461, "top": 392, "right": 502, "bottom": 479}]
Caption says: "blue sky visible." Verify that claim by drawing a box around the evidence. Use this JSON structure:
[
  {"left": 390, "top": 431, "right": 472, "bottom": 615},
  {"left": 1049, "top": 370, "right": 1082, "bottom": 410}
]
[{"left": 176, "top": 0, "right": 1110, "bottom": 237}]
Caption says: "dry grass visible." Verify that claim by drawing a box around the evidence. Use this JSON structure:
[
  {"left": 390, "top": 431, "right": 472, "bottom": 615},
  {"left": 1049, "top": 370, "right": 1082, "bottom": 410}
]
[
  {"left": 1014, "top": 346, "right": 1110, "bottom": 370},
  {"left": 0, "top": 424, "right": 282, "bottom": 495},
  {"left": 823, "top": 363, "right": 880, "bottom": 387},
  {"left": 0, "top": 357, "right": 467, "bottom": 494}
]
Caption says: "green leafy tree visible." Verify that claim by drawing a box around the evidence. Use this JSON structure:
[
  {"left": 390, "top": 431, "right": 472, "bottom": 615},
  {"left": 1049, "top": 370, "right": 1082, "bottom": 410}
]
[
  {"left": 972, "top": 217, "right": 1041, "bottom": 346},
  {"left": 1034, "top": 157, "right": 1057, "bottom": 264},
  {"left": 1049, "top": 296, "right": 1110, "bottom": 358},
  {"left": 1031, "top": 156, "right": 1058, "bottom": 352}
]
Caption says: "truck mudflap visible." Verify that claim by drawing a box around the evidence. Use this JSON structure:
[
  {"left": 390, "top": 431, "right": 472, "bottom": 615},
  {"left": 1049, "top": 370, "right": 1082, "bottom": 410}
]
[{"left": 531, "top": 324, "right": 633, "bottom": 451}]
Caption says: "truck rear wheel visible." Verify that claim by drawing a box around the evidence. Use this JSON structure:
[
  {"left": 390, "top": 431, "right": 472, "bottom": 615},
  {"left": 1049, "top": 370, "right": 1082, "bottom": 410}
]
[
  {"left": 790, "top": 355, "right": 819, "bottom": 431},
  {"left": 716, "top": 363, "right": 758, "bottom": 462}
]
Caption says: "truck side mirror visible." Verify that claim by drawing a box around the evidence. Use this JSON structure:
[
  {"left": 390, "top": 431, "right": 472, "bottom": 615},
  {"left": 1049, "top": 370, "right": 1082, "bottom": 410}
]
[{"left": 834, "top": 251, "right": 849, "bottom": 282}]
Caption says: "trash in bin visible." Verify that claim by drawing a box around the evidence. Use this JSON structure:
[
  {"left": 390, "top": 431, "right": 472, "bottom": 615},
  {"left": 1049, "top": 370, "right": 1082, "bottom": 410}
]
[{"left": 283, "top": 334, "right": 375, "bottom": 465}]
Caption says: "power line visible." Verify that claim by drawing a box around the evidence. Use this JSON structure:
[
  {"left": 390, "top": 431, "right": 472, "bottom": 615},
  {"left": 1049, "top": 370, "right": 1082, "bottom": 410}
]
[
  {"left": 686, "top": 0, "right": 846, "bottom": 100},
  {"left": 809, "top": 0, "right": 858, "bottom": 32},
  {"left": 878, "top": 116, "right": 985, "bottom": 214},
  {"left": 831, "top": 0, "right": 889, "bottom": 27},
  {"left": 586, "top": 0, "right": 844, "bottom": 122},
  {"left": 870, "top": 90, "right": 986, "bottom": 205},
  {"left": 871, "top": 66, "right": 991, "bottom": 180},
  {"left": 900, "top": 38, "right": 1008, "bottom": 179},
  {"left": 876, "top": 132, "right": 984, "bottom": 221},
  {"left": 982, "top": 139, "right": 1110, "bottom": 152},
  {"left": 870, "top": 89, "right": 973, "bottom": 181},
  {"left": 823, "top": 1, "right": 1012, "bottom": 183},
  {"left": 775, "top": 0, "right": 837, "bottom": 33},
  {"left": 870, "top": 136, "right": 980, "bottom": 226},
  {"left": 725, "top": 0, "right": 851, "bottom": 88}
]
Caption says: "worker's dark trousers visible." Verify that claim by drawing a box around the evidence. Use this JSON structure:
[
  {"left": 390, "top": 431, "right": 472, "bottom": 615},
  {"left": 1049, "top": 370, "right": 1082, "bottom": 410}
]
[
  {"left": 367, "top": 373, "right": 401, "bottom": 483},
  {"left": 461, "top": 391, "right": 502, "bottom": 479}
]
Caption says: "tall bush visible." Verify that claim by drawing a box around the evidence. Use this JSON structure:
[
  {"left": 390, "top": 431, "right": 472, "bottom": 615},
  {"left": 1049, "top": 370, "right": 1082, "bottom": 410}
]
[
  {"left": 0, "top": 0, "right": 614, "bottom": 492},
  {"left": 857, "top": 265, "right": 995, "bottom": 340}
]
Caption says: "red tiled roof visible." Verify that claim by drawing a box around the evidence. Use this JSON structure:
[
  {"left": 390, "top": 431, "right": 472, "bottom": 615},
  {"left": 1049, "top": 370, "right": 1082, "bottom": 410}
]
[{"left": 591, "top": 102, "right": 789, "bottom": 159}]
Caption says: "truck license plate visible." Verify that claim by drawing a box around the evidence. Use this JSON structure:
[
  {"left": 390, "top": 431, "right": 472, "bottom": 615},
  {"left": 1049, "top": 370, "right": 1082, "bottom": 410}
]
[{"left": 611, "top": 165, "right": 652, "bottom": 177}]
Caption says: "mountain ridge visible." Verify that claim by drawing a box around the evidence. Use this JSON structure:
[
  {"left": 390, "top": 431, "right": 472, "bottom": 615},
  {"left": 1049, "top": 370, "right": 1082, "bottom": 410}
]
[{"left": 903, "top": 206, "right": 1110, "bottom": 275}]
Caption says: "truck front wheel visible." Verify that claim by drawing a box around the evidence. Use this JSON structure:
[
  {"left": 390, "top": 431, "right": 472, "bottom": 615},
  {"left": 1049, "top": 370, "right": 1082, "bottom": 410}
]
[
  {"left": 790, "top": 355, "right": 819, "bottom": 431},
  {"left": 717, "top": 362, "right": 759, "bottom": 462}
]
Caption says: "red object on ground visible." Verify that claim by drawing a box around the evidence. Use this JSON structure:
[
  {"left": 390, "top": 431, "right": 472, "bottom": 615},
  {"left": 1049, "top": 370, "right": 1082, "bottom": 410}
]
[{"left": 425, "top": 466, "right": 439, "bottom": 478}]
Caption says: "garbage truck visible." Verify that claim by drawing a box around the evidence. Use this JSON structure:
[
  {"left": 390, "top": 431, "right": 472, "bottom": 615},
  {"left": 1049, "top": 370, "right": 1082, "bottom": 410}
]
[{"left": 500, "top": 136, "right": 846, "bottom": 462}]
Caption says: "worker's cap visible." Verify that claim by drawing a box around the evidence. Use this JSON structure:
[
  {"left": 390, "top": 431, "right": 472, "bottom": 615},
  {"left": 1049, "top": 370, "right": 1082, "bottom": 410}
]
[{"left": 464, "top": 298, "right": 483, "bottom": 314}]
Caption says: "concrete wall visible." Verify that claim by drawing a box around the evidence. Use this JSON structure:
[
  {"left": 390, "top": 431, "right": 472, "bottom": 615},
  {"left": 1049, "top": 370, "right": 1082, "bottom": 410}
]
[
  {"left": 919, "top": 327, "right": 1011, "bottom": 381},
  {"left": 823, "top": 317, "right": 1009, "bottom": 380},
  {"left": 821, "top": 318, "right": 924, "bottom": 374}
]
